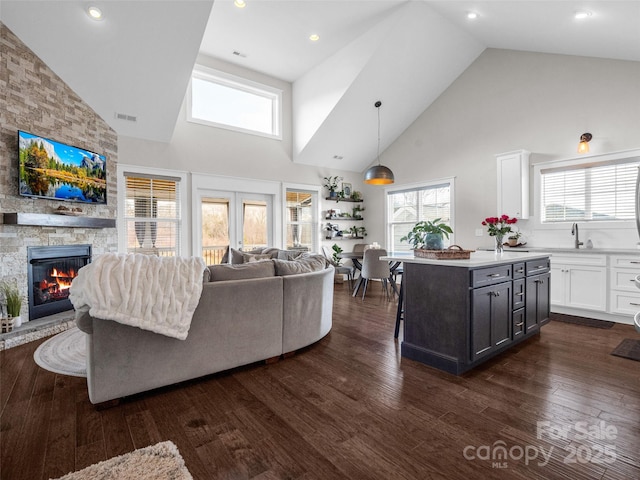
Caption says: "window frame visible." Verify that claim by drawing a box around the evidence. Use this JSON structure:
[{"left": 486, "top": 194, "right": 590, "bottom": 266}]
[
  {"left": 187, "top": 65, "right": 283, "bottom": 140},
  {"left": 117, "top": 164, "right": 189, "bottom": 256},
  {"left": 532, "top": 148, "right": 640, "bottom": 231},
  {"left": 385, "top": 177, "right": 456, "bottom": 252},
  {"left": 283, "top": 185, "right": 320, "bottom": 253}
]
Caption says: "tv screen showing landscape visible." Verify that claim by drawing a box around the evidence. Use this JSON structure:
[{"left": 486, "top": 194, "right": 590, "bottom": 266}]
[{"left": 18, "top": 130, "right": 107, "bottom": 204}]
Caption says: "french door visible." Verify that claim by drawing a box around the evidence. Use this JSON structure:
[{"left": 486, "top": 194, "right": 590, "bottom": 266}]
[{"left": 198, "top": 190, "right": 273, "bottom": 264}]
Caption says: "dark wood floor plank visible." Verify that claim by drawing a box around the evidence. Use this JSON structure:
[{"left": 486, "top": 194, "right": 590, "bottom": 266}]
[
  {"left": 42, "top": 375, "right": 80, "bottom": 479},
  {"left": 1, "top": 283, "right": 639, "bottom": 480}
]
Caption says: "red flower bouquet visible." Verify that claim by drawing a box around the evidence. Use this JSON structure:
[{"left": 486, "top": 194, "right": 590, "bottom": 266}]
[{"left": 482, "top": 215, "right": 517, "bottom": 237}]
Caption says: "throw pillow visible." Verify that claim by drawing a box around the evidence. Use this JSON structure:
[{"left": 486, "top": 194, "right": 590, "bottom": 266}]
[
  {"left": 242, "top": 253, "right": 271, "bottom": 263},
  {"left": 273, "top": 255, "right": 327, "bottom": 276},
  {"left": 220, "top": 245, "right": 230, "bottom": 264},
  {"left": 208, "top": 261, "right": 276, "bottom": 282},
  {"left": 277, "top": 249, "right": 303, "bottom": 261}
]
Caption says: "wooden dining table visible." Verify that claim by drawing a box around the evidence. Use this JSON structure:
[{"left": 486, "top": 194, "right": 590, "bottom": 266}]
[{"left": 338, "top": 251, "right": 402, "bottom": 298}]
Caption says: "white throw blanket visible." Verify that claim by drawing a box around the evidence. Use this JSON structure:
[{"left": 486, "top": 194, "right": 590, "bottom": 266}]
[{"left": 69, "top": 253, "right": 206, "bottom": 340}]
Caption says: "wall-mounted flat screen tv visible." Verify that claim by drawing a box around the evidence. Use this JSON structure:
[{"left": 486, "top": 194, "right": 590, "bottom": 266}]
[{"left": 18, "top": 130, "right": 107, "bottom": 204}]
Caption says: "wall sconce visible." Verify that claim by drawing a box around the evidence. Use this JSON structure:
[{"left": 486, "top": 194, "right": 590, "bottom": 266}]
[
  {"left": 364, "top": 101, "right": 395, "bottom": 185},
  {"left": 578, "top": 132, "right": 592, "bottom": 154}
]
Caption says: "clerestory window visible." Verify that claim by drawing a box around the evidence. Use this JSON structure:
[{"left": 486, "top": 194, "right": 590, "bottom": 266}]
[{"left": 188, "top": 65, "right": 282, "bottom": 139}]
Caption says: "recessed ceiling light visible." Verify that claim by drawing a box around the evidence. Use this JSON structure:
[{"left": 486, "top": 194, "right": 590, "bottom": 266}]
[
  {"left": 309, "top": 34, "right": 320, "bottom": 42},
  {"left": 87, "top": 6, "right": 103, "bottom": 20},
  {"left": 234, "top": 0, "right": 246, "bottom": 8},
  {"left": 466, "top": 12, "right": 478, "bottom": 20},
  {"left": 574, "top": 11, "right": 592, "bottom": 20}
]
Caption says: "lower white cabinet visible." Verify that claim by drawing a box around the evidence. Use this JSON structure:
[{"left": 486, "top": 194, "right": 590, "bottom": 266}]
[
  {"left": 609, "top": 255, "right": 640, "bottom": 315},
  {"left": 550, "top": 255, "right": 607, "bottom": 312}
]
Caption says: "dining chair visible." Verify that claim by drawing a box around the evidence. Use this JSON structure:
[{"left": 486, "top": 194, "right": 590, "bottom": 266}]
[
  {"left": 353, "top": 243, "right": 367, "bottom": 254},
  {"left": 360, "top": 248, "right": 391, "bottom": 301},
  {"left": 321, "top": 246, "right": 354, "bottom": 289}
]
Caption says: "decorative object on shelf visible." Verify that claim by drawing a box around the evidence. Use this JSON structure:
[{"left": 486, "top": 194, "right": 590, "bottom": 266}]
[
  {"left": 342, "top": 183, "right": 352, "bottom": 198},
  {"left": 324, "top": 223, "right": 341, "bottom": 239},
  {"left": 0, "top": 280, "right": 23, "bottom": 328},
  {"left": 55, "top": 205, "right": 85, "bottom": 216},
  {"left": 323, "top": 176, "right": 343, "bottom": 198},
  {"left": 413, "top": 245, "right": 474, "bottom": 260},
  {"left": 352, "top": 205, "right": 365, "bottom": 219},
  {"left": 482, "top": 215, "right": 517, "bottom": 253},
  {"left": 364, "top": 101, "right": 394, "bottom": 185},
  {"left": 400, "top": 218, "right": 453, "bottom": 251},
  {"left": 350, "top": 191, "right": 362, "bottom": 201},
  {"left": 578, "top": 132, "right": 592, "bottom": 154}
]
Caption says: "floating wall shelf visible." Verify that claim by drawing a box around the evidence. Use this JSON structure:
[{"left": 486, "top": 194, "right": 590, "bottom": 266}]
[{"left": 2, "top": 213, "right": 116, "bottom": 229}]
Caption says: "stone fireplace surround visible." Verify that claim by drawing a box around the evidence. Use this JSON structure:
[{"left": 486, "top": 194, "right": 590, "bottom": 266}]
[{"left": 0, "top": 23, "right": 118, "bottom": 326}]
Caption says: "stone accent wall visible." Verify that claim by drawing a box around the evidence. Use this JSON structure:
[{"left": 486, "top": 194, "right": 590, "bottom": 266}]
[{"left": 0, "top": 23, "right": 118, "bottom": 322}]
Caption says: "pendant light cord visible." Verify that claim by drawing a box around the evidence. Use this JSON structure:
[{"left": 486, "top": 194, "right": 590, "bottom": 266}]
[{"left": 375, "top": 100, "right": 382, "bottom": 166}]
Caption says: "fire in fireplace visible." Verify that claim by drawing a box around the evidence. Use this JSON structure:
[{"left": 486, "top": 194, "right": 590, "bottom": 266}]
[{"left": 27, "top": 245, "right": 91, "bottom": 320}]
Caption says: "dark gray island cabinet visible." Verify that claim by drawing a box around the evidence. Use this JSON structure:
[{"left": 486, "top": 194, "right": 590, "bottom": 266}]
[{"left": 383, "top": 252, "right": 551, "bottom": 375}]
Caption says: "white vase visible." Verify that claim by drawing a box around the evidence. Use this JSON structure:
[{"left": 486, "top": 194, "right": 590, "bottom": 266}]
[{"left": 11, "top": 315, "right": 21, "bottom": 328}]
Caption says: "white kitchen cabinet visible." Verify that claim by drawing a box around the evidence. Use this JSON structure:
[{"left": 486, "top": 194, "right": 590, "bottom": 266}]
[
  {"left": 496, "top": 150, "right": 530, "bottom": 219},
  {"left": 609, "top": 255, "right": 640, "bottom": 315},
  {"left": 550, "top": 254, "right": 607, "bottom": 312}
]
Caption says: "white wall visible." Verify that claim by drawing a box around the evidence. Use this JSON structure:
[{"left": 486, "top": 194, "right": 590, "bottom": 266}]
[
  {"left": 367, "top": 49, "right": 640, "bottom": 250},
  {"left": 117, "top": 55, "right": 367, "bottom": 253}
]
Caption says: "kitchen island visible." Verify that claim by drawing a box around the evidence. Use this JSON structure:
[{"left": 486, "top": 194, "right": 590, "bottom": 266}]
[{"left": 383, "top": 251, "right": 551, "bottom": 375}]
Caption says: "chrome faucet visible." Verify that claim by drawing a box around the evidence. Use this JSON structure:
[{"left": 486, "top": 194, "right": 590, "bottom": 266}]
[{"left": 571, "top": 223, "right": 583, "bottom": 249}]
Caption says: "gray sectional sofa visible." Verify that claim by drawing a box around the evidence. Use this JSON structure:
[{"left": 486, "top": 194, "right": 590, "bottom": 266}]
[{"left": 76, "top": 255, "right": 334, "bottom": 404}]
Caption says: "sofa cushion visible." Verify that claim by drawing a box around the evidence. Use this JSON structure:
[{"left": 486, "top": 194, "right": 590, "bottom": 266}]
[
  {"left": 208, "top": 261, "right": 276, "bottom": 281},
  {"left": 273, "top": 255, "right": 328, "bottom": 276}
]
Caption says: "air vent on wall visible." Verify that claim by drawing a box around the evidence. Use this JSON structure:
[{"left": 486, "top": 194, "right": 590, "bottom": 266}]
[{"left": 114, "top": 112, "right": 137, "bottom": 122}]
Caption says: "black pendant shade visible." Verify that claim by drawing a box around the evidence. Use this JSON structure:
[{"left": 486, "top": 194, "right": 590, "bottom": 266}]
[{"left": 364, "top": 100, "right": 394, "bottom": 185}]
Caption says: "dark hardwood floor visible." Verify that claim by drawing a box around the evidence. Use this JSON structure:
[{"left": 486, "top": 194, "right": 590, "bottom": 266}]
[{"left": 1, "top": 282, "right": 639, "bottom": 479}]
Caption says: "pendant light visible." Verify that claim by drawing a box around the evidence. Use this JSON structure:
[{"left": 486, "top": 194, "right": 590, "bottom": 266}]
[{"left": 364, "top": 101, "right": 395, "bottom": 185}]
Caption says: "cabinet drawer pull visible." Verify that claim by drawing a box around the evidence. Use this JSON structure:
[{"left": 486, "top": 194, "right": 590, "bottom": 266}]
[
  {"left": 515, "top": 269, "right": 524, "bottom": 273},
  {"left": 630, "top": 261, "right": 640, "bottom": 264},
  {"left": 535, "top": 279, "right": 545, "bottom": 284},
  {"left": 629, "top": 302, "right": 640, "bottom": 306},
  {"left": 515, "top": 322, "right": 524, "bottom": 327},
  {"left": 488, "top": 273, "right": 502, "bottom": 277},
  {"left": 515, "top": 292, "right": 524, "bottom": 296},
  {"left": 489, "top": 291, "right": 501, "bottom": 297}
]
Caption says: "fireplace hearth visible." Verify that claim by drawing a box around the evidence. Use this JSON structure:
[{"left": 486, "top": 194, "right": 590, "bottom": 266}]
[{"left": 27, "top": 245, "right": 91, "bottom": 320}]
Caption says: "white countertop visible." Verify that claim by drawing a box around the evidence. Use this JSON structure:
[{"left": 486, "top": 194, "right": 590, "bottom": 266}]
[
  {"left": 478, "top": 246, "right": 640, "bottom": 255},
  {"left": 382, "top": 251, "right": 551, "bottom": 268}
]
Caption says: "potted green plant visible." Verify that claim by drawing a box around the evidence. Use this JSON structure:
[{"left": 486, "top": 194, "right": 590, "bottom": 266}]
[
  {"left": 507, "top": 230, "right": 522, "bottom": 247},
  {"left": 352, "top": 205, "right": 365, "bottom": 219},
  {"left": 1, "top": 280, "right": 23, "bottom": 327},
  {"left": 331, "top": 244, "right": 343, "bottom": 266},
  {"left": 400, "top": 218, "right": 453, "bottom": 251},
  {"left": 323, "top": 176, "right": 343, "bottom": 198}
]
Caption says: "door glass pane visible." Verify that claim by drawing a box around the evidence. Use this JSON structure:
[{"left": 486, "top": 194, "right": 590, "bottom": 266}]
[
  {"left": 202, "top": 198, "right": 229, "bottom": 264},
  {"left": 286, "top": 190, "right": 314, "bottom": 251},
  {"left": 243, "top": 201, "right": 268, "bottom": 250}
]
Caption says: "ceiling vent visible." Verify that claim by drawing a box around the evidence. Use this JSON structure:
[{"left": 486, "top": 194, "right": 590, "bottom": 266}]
[{"left": 114, "top": 112, "right": 137, "bottom": 122}]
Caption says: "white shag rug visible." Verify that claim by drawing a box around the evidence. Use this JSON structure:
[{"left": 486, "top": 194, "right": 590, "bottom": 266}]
[
  {"left": 52, "top": 440, "right": 193, "bottom": 480},
  {"left": 34, "top": 326, "right": 86, "bottom": 377}
]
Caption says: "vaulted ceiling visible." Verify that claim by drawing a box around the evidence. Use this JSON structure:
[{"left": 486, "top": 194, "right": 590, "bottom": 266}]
[{"left": 2, "top": 1, "right": 639, "bottom": 173}]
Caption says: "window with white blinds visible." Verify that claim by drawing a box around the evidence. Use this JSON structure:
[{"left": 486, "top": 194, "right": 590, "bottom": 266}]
[
  {"left": 124, "top": 173, "right": 182, "bottom": 256},
  {"left": 541, "top": 160, "right": 639, "bottom": 223},
  {"left": 387, "top": 181, "right": 453, "bottom": 252}
]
